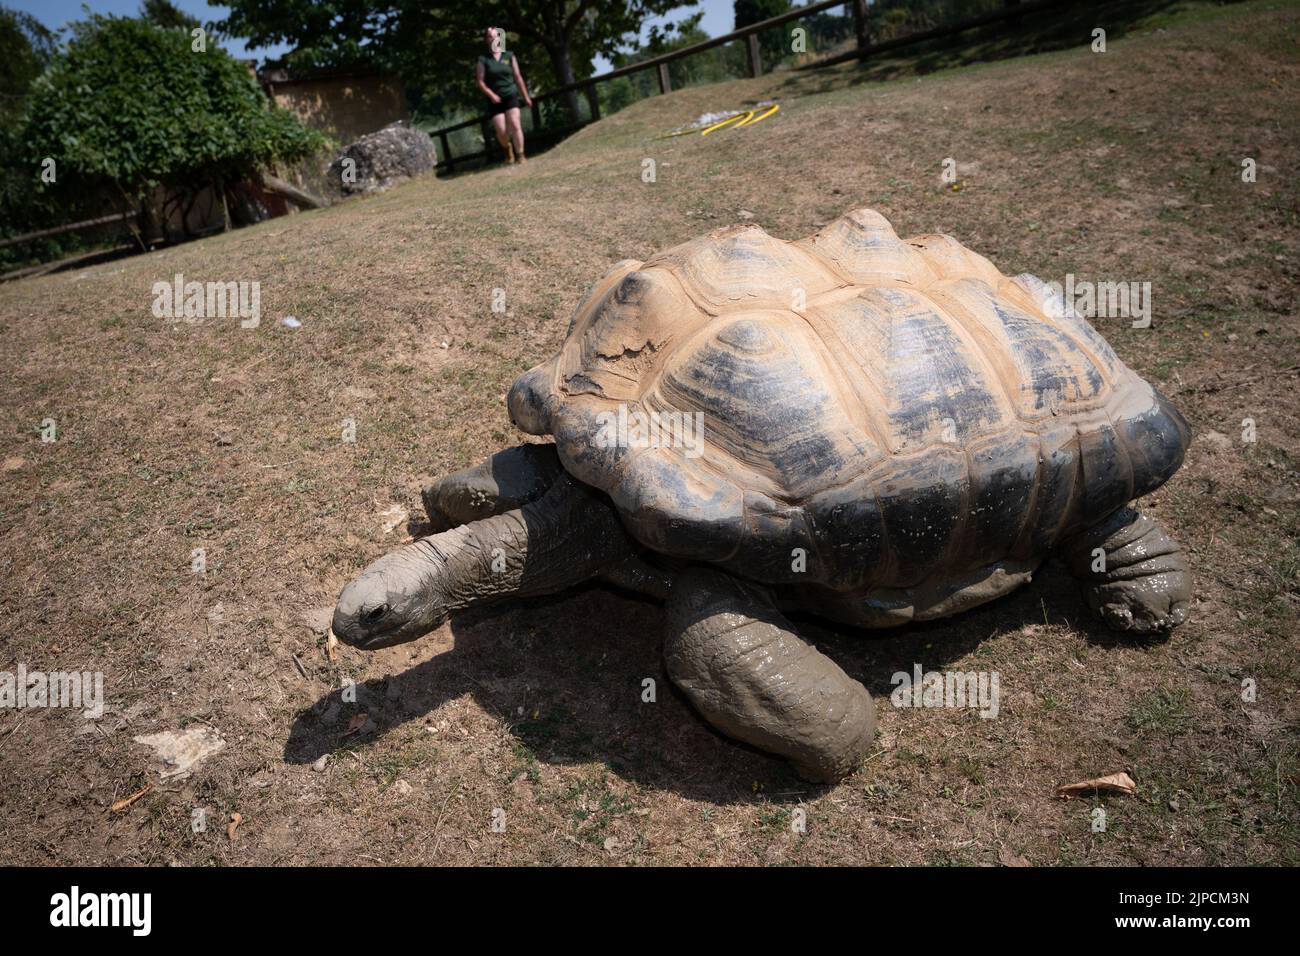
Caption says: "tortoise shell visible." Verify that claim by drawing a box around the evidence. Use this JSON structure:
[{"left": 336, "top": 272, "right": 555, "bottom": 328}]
[{"left": 508, "top": 209, "right": 1189, "bottom": 600}]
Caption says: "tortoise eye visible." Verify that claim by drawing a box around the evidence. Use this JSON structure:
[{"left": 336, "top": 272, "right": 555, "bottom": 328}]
[{"left": 365, "top": 604, "right": 390, "bottom": 623}]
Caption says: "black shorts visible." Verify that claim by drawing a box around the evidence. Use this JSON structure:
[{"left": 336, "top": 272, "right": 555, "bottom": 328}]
[{"left": 488, "top": 95, "right": 521, "bottom": 117}]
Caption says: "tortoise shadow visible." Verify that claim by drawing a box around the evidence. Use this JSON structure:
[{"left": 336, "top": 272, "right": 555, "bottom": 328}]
[{"left": 284, "top": 560, "right": 1168, "bottom": 805}]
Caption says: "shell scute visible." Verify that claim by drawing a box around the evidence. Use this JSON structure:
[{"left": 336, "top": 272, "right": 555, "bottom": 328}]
[
  {"left": 798, "top": 208, "right": 936, "bottom": 286},
  {"left": 875, "top": 450, "right": 968, "bottom": 587},
  {"left": 560, "top": 267, "right": 700, "bottom": 403},
  {"left": 654, "top": 314, "right": 871, "bottom": 499},
  {"left": 964, "top": 432, "right": 1040, "bottom": 561},
  {"left": 820, "top": 287, "right": 1009, "bottom": 451},
  {"left": 647, "top": 223, "right": 839, "bottom": 313},
  {"left": 932, "top": 279, "right": 1113, "bottom": 419}
]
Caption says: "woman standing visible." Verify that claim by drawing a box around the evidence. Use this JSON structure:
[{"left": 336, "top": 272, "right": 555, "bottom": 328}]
[{"left": 476, "top": 26, "right": 533, "bottom": 165}]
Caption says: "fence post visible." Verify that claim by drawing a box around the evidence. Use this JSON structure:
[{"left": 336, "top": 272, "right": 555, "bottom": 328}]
[
  {"left": 746, "top": 33, "right": 763, "bottom": 77},
  {"left": 657, "top": 62, "right": 671, "bottom": 94},
  {"left": 585, "top": 82, "right": 600, "bottom": 121},
  {"left": 438, "top": 131, "right": 453, "bottom": 172},
  {"left": 852, "top": 0, "right": 871, "bottom": 52},
  {"left": 480, "top": 118, "right": 494, "bottom": 161}
]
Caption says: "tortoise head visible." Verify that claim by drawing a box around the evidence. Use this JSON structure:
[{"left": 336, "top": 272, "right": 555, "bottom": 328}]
[{"left": 331, "top": 538, "right": 451, "bottom": 650}]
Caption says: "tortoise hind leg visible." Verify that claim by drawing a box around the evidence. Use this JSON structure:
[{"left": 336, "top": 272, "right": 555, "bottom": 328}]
[
  {"left": 1060, "top": 507, "right": 1191, "bottom": 633},
  {"left": 664, "top": 567, "right": 876, "bottom": 783},
  {"left": 422, "top": 443, "right": 564, "bottom": 530}
]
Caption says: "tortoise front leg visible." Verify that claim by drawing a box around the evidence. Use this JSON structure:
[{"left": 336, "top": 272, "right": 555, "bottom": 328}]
[
  {"left": 422, "top": 443, "right": 565, "bottom": 529},
  {"left": 1060, "top": 507, "right": 1192, "bottom": 633},
  {"left": 664, "top": 568, "right": 876, "bottom": 783},
  {"left": 422, "top": 444, "right": 671, "bottom": 601}
]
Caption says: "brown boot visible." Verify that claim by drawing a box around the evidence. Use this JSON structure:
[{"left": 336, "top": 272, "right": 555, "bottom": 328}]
[{"left": 504, "top": 143, "right": 515, "bottom": 165}]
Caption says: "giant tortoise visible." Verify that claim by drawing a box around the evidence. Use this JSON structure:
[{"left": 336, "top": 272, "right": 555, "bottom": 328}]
[{"left": 331, "top": 208, "right": 1192, "bottom": 782}]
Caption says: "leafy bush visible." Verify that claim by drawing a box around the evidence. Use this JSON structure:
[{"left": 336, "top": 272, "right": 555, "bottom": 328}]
[{"left": 3, "top": 13, "right": 326, "bottom": 264}]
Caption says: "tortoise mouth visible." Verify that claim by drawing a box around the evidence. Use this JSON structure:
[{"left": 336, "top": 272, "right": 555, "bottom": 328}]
[
  {"left": 330, "top": 605, "right": 449, "bottom": 651},
  {"left": 340, "top": 629, "right": 408, "bottom": 651}
]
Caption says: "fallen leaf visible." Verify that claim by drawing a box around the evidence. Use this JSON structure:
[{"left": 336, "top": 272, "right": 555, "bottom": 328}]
[
  {"left": 344, "top": 713, "right": 369, "bottom": 736},
  {"left": 1055, "top": 771, "right": 1137, "bottom": 799},
  {"left": 326, "top": 629, "right": 339, "bottom": 663},
  {"left": 110, "top": 784, "right": 152, "bottom": 813},
  {"left": 227, "top": 812, "right": 242, "bottom": 841}
]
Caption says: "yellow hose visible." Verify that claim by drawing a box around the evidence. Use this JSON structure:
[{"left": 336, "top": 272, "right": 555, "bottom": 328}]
[
  {"left": 657, "top": 103, "right": 780, "bottom": 140},
  {"left": 700, "top": 111, "right": 753, "bottom": 136},
  {"left": 734, "top": 103, "right": 779, "bottom": 127}
]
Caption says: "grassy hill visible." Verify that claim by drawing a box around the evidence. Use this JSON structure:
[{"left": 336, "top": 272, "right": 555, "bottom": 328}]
[{"left": 0, "top": 0, "right": 1296, "bottom": 865}]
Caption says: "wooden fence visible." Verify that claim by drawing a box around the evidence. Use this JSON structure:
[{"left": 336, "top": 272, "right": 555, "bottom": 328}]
[{"left": 431, "top": 0, "right": 1063, "bottom": 173}]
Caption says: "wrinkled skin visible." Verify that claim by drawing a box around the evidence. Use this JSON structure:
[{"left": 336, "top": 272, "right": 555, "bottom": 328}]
[
  {"left": 333, "top": 445, "right": 1192, "bottom": 783},
  {"left": 333, "top": 473, "right": 639, "bottom": 649},
  {"left": 1059, "top": 506, "right": 1192, "bottom": 632}
]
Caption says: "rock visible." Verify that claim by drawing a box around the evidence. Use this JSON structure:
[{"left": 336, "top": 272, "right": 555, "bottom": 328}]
[
  {"left": 325, "top": 123, "right": 437, "bottom": 199},
  {"left": 312, "top": 755, "right": 329, "bottom": 773}
]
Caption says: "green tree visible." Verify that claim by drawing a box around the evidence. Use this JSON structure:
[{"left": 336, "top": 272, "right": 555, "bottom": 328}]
[
  {"left": 16, "top": 14, "right": 324, "bottom": 238},
  {"left": 733, "top": 0, "right": 792, "bottom": 29},
  {"left": 733, "top": 0, "right": 792, "bottom": 70},
  {"left": 0, "top": 5, "right": 56, "bottom": 125},
  {"left": 604, "top": 12, "right": 736, "bottom": 113},
  {"left": 212, "top": 0, "right": 700, "bottom": 123},
  {"left": 140, "top": 0, "right": 201, "bottom": 31}
]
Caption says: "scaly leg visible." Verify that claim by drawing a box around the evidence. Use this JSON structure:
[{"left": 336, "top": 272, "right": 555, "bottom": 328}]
[
  {"left": 1060, "top": 507, "right": 1192, "bottom": 633},
  {"left": 335, "top": 475, "right": 636, "bottom": 649},
  {"left": 422, "top": 443, "right": 563, "bottom": 529},
  {"left": 664, "top": 567, "right": 876, "bottom": 783}
]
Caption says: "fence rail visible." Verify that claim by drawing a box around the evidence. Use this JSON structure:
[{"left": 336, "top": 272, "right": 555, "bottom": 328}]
[
  {"left": 430, "top": 0, "right": 1063, "bottom": 173},
  {"left": 0, "top": 210, "right": 139, "bottom": 250}
]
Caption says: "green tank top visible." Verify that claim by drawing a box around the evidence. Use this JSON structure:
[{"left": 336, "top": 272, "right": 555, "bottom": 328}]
[{"left": 479, "top": 51, "right": 519, "bottom": 99}]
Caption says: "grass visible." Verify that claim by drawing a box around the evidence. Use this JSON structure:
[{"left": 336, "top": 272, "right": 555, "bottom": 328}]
[{"left": 0, "top": 0, "right": 1297, "bottom": 867}]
